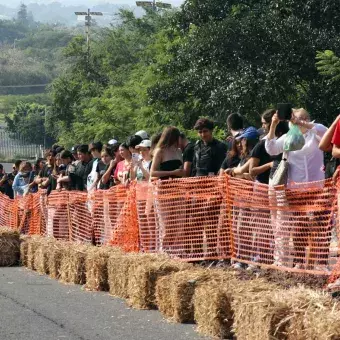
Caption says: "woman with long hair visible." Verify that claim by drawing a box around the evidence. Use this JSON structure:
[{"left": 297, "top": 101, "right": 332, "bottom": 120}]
[
  {"left": 150, "top": 126, "right": 184, "bottom": 179},
  {"left": 114, "top": 143, "right": 132, "bottom": 186},
  {"left": 150, "top": 127, "right": 184, "bottom": 255}
]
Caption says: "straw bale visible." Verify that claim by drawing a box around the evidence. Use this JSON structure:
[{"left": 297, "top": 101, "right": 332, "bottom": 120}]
[
  {"left": 0, "top": 228, "right": 20, "bottom": 266},
  {"left": 48, "top": 240, "right": 68, "bottom": 279},
  {"left": 84, "top": 246, "right": 121, "bottom": 291},
  {"left": 194, "top": 278, "right": 236, "bottom": 339},
  {"left": 59, "top": 243, "right": 92, "bottom": 285},
  {"left": 232, "top": 284, "right": 332, "bottom": 340},
  {"left": 34, "top": 237, "right": 55, "bottom": 275},
  {"left": 108, "top": 253, "right": 167, "bottom": 299},
  {"left": 20, "top": 235, "right": 30, "bottom": 266},
  {"left": 156, "top": 268, "right": 236, "bottom": 324},
  {"left": 27, "top": 236, "right": 44, "bottom": 270},
  {"left": 304, "top": 302, "right": 340, "bottom": 340},
  {"left": 127, "top": 259, "right": 192, "bottom": 310}
]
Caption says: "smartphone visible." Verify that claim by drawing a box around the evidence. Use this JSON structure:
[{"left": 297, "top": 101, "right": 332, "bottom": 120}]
[{"left": 277, "top": 103, "right": 293, "bottom": 121}]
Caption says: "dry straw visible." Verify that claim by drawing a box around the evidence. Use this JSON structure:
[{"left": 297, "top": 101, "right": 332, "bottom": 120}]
[
  {"left": 20, "top": 235, "right": 30, "bottom": 266},
  {"left": 194, "top": 277, "right": 236, "bottom": 339},
  {"left": 60, "top": 243, "right": 92, "bottom": 285},
  {"left": 0, "top": 228, "right": 20, "bottom": 266},
  {"left": 48, "top": 240, "right": 68, "bottom": 279},
  {"left": 108, "top": 253, "right": 166, "bottom": 299},
  {"left": 85, "top": 246, "right": 121, "bottom": 291},
  {"left": 232, "top": 284, "right": 334, "bottom": 340},
  {"left": 34, "top": 237, "right": 55, "bottom": 275},
  {"left": 127, "top": 258, "right": 192, "bottom": 310},
  {"left": 156, "top": 268, "right": 236, "bottom": 324},
  {"left": 27, "top": 235, "right": 44, "bottom": 270}
]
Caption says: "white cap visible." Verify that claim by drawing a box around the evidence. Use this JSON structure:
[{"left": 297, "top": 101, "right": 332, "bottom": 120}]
[
  {"left": 135, "top": 130, "right": 149, "bottom": 140},
  {"left": 136, "top": 139, "right": 151, "bottom": 148},
  {"left": 108, "top": 139, "right": 118, "bottom": 145}
]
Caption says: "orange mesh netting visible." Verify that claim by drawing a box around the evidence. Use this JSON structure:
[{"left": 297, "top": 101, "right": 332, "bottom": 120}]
[{"left": 1, "top": 175, "right": 339, "bottom": 276}]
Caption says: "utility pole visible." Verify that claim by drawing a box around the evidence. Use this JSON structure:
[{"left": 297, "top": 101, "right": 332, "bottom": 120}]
[{"left": 74, "top": 9, "right": 103, "bottom": 67}]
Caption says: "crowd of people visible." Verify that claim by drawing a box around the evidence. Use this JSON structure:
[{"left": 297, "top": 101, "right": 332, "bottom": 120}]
[
  {"left": 0, "top": 108, "right": 339, "bottom": 198},
  {"left": 1, "top": 109, "right": 340, "bottom": 272}
]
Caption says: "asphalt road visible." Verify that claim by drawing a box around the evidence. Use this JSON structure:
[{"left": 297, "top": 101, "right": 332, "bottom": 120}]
[{"left": 0, "top": 267, "right": 207, "bottom": 340}]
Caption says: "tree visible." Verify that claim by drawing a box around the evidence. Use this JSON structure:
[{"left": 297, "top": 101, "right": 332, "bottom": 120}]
[
  {"left": 17, "top": 4, "right": 29, "bottom": 26},
  {"left": 5, "top": 103, "right": 54, "bottom": 146},
  {"left": 316, "top": 50, "right": 340, "bottom": 82}
]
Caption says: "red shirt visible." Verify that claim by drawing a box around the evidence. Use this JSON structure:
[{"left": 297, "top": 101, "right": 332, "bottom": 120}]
[{"left": 332, "top": 121, "right": 340, "bottom": 146}]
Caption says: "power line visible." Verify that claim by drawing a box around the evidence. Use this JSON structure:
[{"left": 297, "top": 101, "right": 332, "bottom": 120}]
[{"left": 0, "top": 84, "right": 49, "bottom": 88}]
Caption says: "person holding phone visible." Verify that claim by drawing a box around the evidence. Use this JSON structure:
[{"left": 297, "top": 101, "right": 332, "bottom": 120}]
[
  {"left": 114, "top": 143, "right": 133, "bottom": 186},
  {"left": 266, "top": 108, "right": 329, "bottom": 270},
  {"left": 12, "top": 161, "right": 35, "bottom": 198}
]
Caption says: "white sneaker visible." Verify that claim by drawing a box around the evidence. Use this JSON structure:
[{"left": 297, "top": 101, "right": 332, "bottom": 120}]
[
  {"left": 231, "top": 262, "right": 244, "bottom": 269},
  {"left": 246, "top": 264, "right": 259, "bottom": 271}
]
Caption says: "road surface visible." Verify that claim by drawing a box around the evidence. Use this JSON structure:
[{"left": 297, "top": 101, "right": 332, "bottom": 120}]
[{"left": 0, "top": 267, "right": 207, "bottom": 340}]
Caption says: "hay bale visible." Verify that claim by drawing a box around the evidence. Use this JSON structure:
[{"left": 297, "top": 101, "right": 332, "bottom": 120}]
[
  {"left": 194, "top": 278, "right": 236, "bottom": 339},
  {"left": 34, "top": 238, "right": 55, "bottom": 274},
  {"left": 304, "top": 303, "right": 340, "bottom": 340},
  {"left": 0, "top": 228, "right": 20, "bottom": 266},
  {"left": 108, "top": 253, "right": 167, "bottom": 299},
  {"left": 128, "top": 259, "right": 192, "bottom": 310},
  {"left": 59, "top": 243, "right": 92, "bottom": 284},
  {"left": 232, "top": 285, "right": 332, "bottom": 340},
  {"left": 27, "top": 236, "right": 43, "bottom": 270},
  {"left": 48, "top": 240, "right": 68, "bottom": 279},
  {"left": 85, "top": 246, "right": 121, "bottom": 291},
  {"left": 20, "top": 235, "right": 30, "bottom": 266},
  {"left": 156, "top": 268, "right": 236, "bottom": 324}
]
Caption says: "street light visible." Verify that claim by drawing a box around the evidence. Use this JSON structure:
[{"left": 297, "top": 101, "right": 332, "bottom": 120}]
[{"left": 136, "top": 1, "right": 172, "bottom": 10}]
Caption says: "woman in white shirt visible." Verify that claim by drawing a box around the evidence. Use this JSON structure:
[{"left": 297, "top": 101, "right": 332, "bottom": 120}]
[{"left": 265, "top": 109, "right": 329, "bottom": 271}]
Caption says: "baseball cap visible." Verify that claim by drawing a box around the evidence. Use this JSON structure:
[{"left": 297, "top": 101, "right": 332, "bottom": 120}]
[
  {"left": 235, "top": 126, "right": 259, "bottom": 140},
  {"left": 108, "top": 139, "right": 118, "bottom": 146},
  {"left": 136, "top": 139, "right": 151, "bottom": 148},
  {"left": 135, "top": 130, "right": 149, "bottom": 140}
]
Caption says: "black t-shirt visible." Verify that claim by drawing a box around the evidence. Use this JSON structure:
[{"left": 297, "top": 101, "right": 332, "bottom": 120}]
[
  {"left": 220, "top": 155, "right": 240, "bottom": 170},
  {"left": 97, "top": 163, "right": 115, "bottom": 190},
  {"left": 74, "top": 160, "right": 93, "bottom": 191},
  {"left": 250, "top": 140, "right": 281, "bottom": 184},
  {"left": 182, "top": 142, "right": 194, "bottom": 164},
  {"left": 39, "top": 164, "right": 57, "bottom": 194},
  {"left": 192, "top": 139, "right": 227, "bottom": 176}
]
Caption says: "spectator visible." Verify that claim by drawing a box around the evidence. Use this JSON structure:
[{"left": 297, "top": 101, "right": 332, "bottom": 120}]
[
  {"left": 5, "top": 160, "right": 22, "bottom": 199},
  {"left": 0, "top": 164, "right": 12, "bottom": 198},
  {"left": 227, "top": 113, "right": 244, "bottom": 137},
  {"left": 36, "top": 149, "right": 57, "bottom": 195},
  {"left": 266, "top": 109, "right": 327, "bottom": 185},
  {"left": 34, "top": 158, "right": 45, "bottom": 175},
  {"left": 225, "top": 127, "right": 259, "bottom": 179},
  {"left": 114, "top": 143, "right": 132, "bottom": 186},
  {"left": 149, "top": 133, "right": 162, "bottom": 172},
  {"left": 57, "top": 150, "right": 75, "bottom": 190},
  {"left": 192, "top": 118, "right": 227, "bottom": 177},
  {"left": 219, "top": 138, "right": 242, "bottom": 174},
  {"left": 131, "top": 140, "right": 152, "bottom": 181},
  {"left": 98, "top": 145, "right": 121, "bottom": 189},
  {"left": 179, "top": 132, "right": 194, "bottom": 177},
  {"left": 150, "top": 127, "right": 184, "bottom": 179},
  {"left": 87, "top": 141, "right": 104, "bottom": 193},
  {"left": 266, "top": 109, "right": 328, "bottom": 270},
  {"left": 74, "top": 145, "right": 93, "bottom": 191},
  {"left": 135, "top": 130, "right": 149, "bottom": 140},
  {"left": 71, "top": 145, "right": 81, "bottom": 162},
  {"left": 13, "top": 161, "right": 35, "bottom": 197},
  {"left": 126, "top": 135, "right": 143, "bottom": 163},
  {"left": 249, "top": 109, "right": 289, "bottom": 184}
]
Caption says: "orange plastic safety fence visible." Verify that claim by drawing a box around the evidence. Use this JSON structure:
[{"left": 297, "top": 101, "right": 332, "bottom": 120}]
[{"left": 1, "top": 175, "right": 340, "bottom": 277}]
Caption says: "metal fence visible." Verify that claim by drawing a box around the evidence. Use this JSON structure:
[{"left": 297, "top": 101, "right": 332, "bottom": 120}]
[{"left": 0, "top": 128, "right": 43, "bottom": 160}]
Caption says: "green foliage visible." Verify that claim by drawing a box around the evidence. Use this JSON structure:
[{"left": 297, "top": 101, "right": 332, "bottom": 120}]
[
  {"left": 316, "top": 50, "right": 340, "bottom": 82},
  {"left": 5, "top": 102, "right": 53, "bottom": 145}
]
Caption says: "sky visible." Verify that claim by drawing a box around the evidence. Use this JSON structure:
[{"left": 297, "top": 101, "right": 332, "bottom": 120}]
[{"left": 0, "top": 0, "right": 184, "bottom": 8}]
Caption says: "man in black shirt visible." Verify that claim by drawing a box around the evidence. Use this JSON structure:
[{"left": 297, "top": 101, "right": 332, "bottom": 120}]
[
  {"left": 192, "top": 118, "right": 227, "bottom": 177},
  {"left": 74, "top": 145, "right": 93, "bottom": 191},
  {"left": 179, "top": 132, "right": 194, "bottom": 177}
]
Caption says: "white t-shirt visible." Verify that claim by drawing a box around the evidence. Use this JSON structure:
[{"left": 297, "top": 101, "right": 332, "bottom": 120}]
[{"left": 87, "top": 158, "right": 99, "bottom": 193}]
